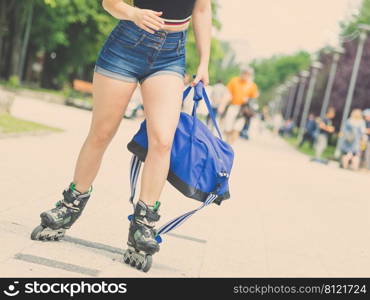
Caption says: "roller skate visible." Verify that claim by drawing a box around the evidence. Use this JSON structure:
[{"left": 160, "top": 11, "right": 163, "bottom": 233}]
[
  {"left": 123, "top": 200, "right": 161, "bottom": 272},
  {"left": 30, "top": 183, "right": 92, "bottom": 241}
]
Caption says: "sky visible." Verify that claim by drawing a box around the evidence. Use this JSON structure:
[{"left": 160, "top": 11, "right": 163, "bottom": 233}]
[{"left": 216, "top": 0, "right": 363, "bottom": 63}]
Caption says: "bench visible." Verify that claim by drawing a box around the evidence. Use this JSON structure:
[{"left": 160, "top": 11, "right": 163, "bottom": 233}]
[
  {"left": 0, "top": 89, "right": 14, "bottom": 114},
  {"left": 65, "top": 79, "right": 93, "bottom": 110}
]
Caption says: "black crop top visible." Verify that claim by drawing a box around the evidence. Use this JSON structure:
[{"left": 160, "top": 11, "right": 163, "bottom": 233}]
[{"left": 125, "top": 0, "right": 196, "bottom": 25}]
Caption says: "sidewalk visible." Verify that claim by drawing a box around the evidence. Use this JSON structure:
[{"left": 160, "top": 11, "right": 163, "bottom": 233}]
[{"left": 0, "top": 95, "right": 369, "bottom": 277}]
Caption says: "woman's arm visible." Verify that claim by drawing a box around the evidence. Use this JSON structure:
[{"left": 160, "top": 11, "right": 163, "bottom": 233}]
[
  {"left": 102, "top": 0, "right": 164, "bottom": 34},
  {"left": 191, "top": 0, "right": 212, "bottom": 86}
]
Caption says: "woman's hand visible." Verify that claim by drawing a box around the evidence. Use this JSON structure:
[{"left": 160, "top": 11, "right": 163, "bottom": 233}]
[
  {"left": 191, "top": 0, "right": 211, "bottom": 86},
  {"left": 191, "top": 63, "right": 209, "bottom": 86},
  {"left": 130, "top": 7, "right": 165, "bottom": 34}
]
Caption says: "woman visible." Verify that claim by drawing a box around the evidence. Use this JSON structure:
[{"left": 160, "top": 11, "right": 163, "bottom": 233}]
[
  {"left": 340, "top": 109, "right": 366, "bottom": 171},
  {"left": 31, "top": 0, "right": 211, "bottom": 264}
]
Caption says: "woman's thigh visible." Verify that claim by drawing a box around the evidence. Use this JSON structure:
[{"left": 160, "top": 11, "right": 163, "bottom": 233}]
[
  {"left": 140, "top": 74, "right": 184, "bottom": 145},
  {"left": 89, "top": 72, "right": 137, "bottom": 138}
]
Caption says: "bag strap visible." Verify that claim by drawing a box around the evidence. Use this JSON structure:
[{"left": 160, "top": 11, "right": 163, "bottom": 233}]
[
  {"left": 129, "top": 154, "right": 142, "bottom": 208},
  {"left": 128, "top": 154, "right": 229, "bottom": 243},
  {"left": 201, "top": 83, "right": 223, "bottom": 140},
  {"left": 182, "top": 80, "right": 224, "bottom": 140},
  {"left": 182, "top": 85, "right": 192, "bottom": 104}
]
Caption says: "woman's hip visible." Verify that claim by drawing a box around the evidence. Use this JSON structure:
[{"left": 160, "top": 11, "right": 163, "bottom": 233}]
[{"left": 94, "top": 20, "right": 187, "bottom": 80}]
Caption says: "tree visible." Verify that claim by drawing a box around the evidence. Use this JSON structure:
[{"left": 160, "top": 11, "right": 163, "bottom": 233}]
[
  {"left": 1, "top": 0, "right": 240, "bottom": 89},
  {"left": 251, "top": 51, "right": 311, "bottom": 107},
  {"left": 309, "top": 0, "right": 370, "bottom": 129}
]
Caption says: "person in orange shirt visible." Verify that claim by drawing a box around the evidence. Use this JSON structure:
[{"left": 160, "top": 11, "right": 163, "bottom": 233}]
[{"left": 224, "top": 68, "right": 259, "bottom": 144}]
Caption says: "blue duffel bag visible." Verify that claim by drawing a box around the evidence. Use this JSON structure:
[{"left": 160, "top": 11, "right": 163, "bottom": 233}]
[{"left": 126, "top": 81, "right": 234, "bottom": 240}]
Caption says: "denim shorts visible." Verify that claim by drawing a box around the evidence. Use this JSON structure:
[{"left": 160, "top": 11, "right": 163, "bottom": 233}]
[{"left": 94, "top": 20, "right": 187, "bottom": 85}]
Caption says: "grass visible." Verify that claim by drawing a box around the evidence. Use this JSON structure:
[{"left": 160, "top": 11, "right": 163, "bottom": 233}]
[
  {"left": 0, "top": 113, "right": 62, "bottom": 135},
  {"left": 0, "top": 81, "right": 93, "bottom": 105},
  {"left": 0, "top": 80, "right": 65, "bottom": 96},
  {"left": 283, "top": 135, "right": 336, "bottom": 160},
  {"left": 0, "top": 80, "right": 91, "bottom": 99}
]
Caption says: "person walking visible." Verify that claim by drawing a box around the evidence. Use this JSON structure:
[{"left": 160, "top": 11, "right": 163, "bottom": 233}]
[
  {"left": 224, "top": 68, "right": 259, "bottom": 144},
  {"left": 207, "top": 79, "right": 229, "bottom": 127},
  {"left": 340, "top": 109, "right": 366, "bottom": 171},
  {"left": 31, "top": 0, "right": 212, "bottom": 270},
  {"left": 239, "top": 102, "right": 255, "bottom": 140}
]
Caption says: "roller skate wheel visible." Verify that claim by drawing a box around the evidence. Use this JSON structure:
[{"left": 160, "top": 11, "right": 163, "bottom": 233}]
[
  {"left": 123, "top": 251, "right": 131, "bottom": 265},
  {"left": 123, "top": 252, "right": 131, "bottom": 265},
  {"left": 124, "top": 257, "right": 131, "bottom": 265},
  {"left": 30, "top": 225, "right": 46, "bottom": 240},
  {"left": 135, "top": 262, "right": 142, "bottom": 270},
  {"left": 142, "top": 255, "right": 152, "bottom": 273},
  {"left": 130, "top": 259, "right": 136, "bottom": 267}
]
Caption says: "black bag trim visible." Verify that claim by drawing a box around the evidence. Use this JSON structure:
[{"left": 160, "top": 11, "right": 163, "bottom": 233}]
[{"left": 127, "top": 140, "right": 230, "bottom": 205}]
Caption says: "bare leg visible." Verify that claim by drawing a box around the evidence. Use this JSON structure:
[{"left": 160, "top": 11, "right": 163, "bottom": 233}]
[
  {"left": 351, "top": 155, "right": 360, "bottom": 171},
  {"left": 225, "top": 131, "right": 232, "bottom": 144},
  {"left": 73, "top": 72, "right": 137, "bottom": 193},
  {"left": 342, "top": 154, "right": 351, "bottom": 169},
  {"left": 228, "top": 130, "right": 239, "bottom": 144},
  {"left": 138, "top": 74, "right": 183, "bottom": 206}
]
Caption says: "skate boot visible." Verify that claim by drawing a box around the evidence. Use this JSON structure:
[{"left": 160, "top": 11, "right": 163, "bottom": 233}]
[
  {"left": 30, "top": 183, "right": 92, "bottom": 241},
  {"left": 123, "top": 200, "right": 160, "bottom": 272}
]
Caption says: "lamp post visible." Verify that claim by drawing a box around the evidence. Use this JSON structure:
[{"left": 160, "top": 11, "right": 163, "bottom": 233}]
[
  {"left": 298, "top": 61, "right": 323, "bottom": 142},
  {"left": 320, "top": 47, "right": 345, "bottom": 120},
  {"left": 272, "top": 90, "right": 282, "bottom": 116},
  {"left": 292, "top": 71, "right": 309, "bottom": 125},
  {"left": 275, "top": 86, "right": 286, "bottom": 116},
  {"left": 281, "top": 82, "right": 291, "bottom": 118},
  {"left": 335, "top": 24, "right": 370, "bottom": 157},
  {"left": 284, "top": 76, "right": 299, "bottom": 121}
]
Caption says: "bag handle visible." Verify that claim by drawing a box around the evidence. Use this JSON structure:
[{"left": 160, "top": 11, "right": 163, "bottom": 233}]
[
  {"left": 155, "top": 171, "right": 229, "bottom": 239},
  {"left": 128, "top": 154, "right": 229, "bottom": 243},
  {"left": 182, "top": 80, "right": 224, "bottom": 140}
]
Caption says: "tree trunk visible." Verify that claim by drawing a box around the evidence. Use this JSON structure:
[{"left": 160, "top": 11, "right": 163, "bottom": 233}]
[
  {"left": 18, "top": 0, "right": 34, "bottom": 80},
  {"left": 8, "top": 1, "right": 29, "bottom": 78},
  {"left": 41, "top": 52, "right": 57, "bottom": 89},
  {"left": 0, "top": 0, "right": 8, "bottom": 76}
]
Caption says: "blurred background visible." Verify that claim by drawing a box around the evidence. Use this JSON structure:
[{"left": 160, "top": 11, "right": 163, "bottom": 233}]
[
  {"left": 0, "top": 0, "right": 369, "bottom": 277},
  {"left": 1, "top": 0, "right": 370, "bottom": 165}
]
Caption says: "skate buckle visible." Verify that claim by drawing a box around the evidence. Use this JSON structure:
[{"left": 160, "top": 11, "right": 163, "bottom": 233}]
[
  {"left": 128, "top": 214, "right": 162, "bottom": 243},
  {"left": 155, "top": 234, "right": 162, "bottom": 244}
]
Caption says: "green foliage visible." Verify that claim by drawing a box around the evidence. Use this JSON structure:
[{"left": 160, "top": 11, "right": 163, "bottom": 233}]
[
  {"left": 251, "top": 51, "right": 311, "bottom": 106},
  {"left": 1, "top": 0, "right": 240, "bottom": 88},
  {"left": 185, "top": 25, "right": 233, "bottom": 84},
  {"left": 284, "top": 135, "right": 336, "bottom": 160},
  {"left": 310, "top": 0, "right": 370, "bottom": 128},
  {"left": 341, "top": 0, "right": 370, "bottom": 35},
  {"left": 7, "top": 75, "right": 21, "bottom": 88},
  {"left": 184, "top": 0, "right": 238, "bottom": 84},
  {"left": 29, "top": 0, "right": 117, "bottom": 87}
]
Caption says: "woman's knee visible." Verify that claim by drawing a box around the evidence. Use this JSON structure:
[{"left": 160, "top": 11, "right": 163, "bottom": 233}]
[
  {"left": 87, "top": 125, "right": 116, "bottom": 147},
  {"left": 148, "top": 135, "right": 173, "bottom": 154}
]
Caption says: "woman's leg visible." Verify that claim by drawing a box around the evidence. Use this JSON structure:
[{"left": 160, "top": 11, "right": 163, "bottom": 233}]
[
  {"left": 138, "top": 74, "right": 184, "bottom": 206},
  {"left": 351, "top": 154, "right": 360, "bottom": 171},
  {"left": 342, "top": 153, "right": 351, "bottom": 169},
  {"left": 365, "top": 141, "right": 370, "bottom": 169},
  {"left": 73, "top": 72, "right": 137, "bottom": 193}
]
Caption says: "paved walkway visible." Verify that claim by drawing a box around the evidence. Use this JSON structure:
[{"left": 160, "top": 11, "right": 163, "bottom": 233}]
[{"left": 0, "top": 95, "right": 369, "bottom": 277}]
